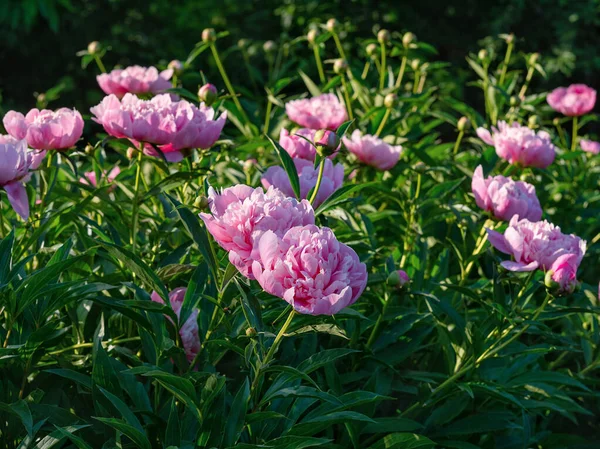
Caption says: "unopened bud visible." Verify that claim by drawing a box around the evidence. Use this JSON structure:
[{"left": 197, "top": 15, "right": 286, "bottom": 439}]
[
  {"left": 387, "top": 270, "right": 410, "bottom": 288},
  {"left": 478, "top": 49, "right": 488, "bottom": 61},
  {"left": 411, "top": 59, "right": 420, "bottom": 71},
  {"left": 314, "top": 129, "right": 339, "bottom": 157},
  {"left": 528, "top": 115, "right": 539, "bottom": 128},
  {"left": 326, "top": 18, "right": 338, "bottom": 33},
  {"left": 168, "top": 59, "right": 184, "bottom": 75},
  {"left": 384, "top": 93, "right": 398, "bottom": 109},
  {"left": 238, "top": 39, "right": 248, "bottom": 49},
  {"left": 552, "top": 117, "right": 560, "bottom": 126},
  {"left": 263, "top": 40, "right": 276, "bottom": 53},
  {"left": 307, "top": 29, "right": 318, "bottom": 45},
  {"left": 402, "top": 32, "right": 415, "bottom": 48},
  {"left": 457, "top": 116, "right": 469, "bottom": 132},
  {"left": 510, "top": 96, "right": 519, "bottom": 106},
  {"left": 87, "top": 41, "right": 101, "bottom": 55},
  {"left": 505, "top": 33, "right": 514, "bottom": 44},
  {"left": 377, "top": 29, "right": 390, "bottom": 44},
  {"left": 37, "top": 93, "right": 46, "bottom": 104},
  {"left": 198, "top": 83, "right": 218, "bottom": 106},
  {"left": 243, "top": 158, "right": 257, "bottom": 172},
  {"left": 194, "top": 196, "right": 209, "bottom": 210},
  {"left": 528, "top": 52, "right": 540, "bottom": 66},
  {"left": 413, "top": 161, "right": 427, "bottom": 174},
  {"left": 85, "top": 144, "right": 95, "bottom": 155},
  {"left": 366, "top": 43, "right": 378, "bottom": 57},
  {"left": 202, "top": 28, "right": 217, "bottom": 43},
  {"left": 126, "top": 147, "right": 136, "bottom": 160},
  {"left": 545, "top": 270, "right": 558, "bottom": 290},
  {"left": 245, "top": 327, "right": 257, "bottom": 337},
  {"left": 333, "top": 59, "right": 348, "bottom": 74}
]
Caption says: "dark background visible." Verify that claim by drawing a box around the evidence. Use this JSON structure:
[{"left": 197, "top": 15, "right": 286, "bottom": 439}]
[{"left": 1, "top": 0, "right": 599, "bottom": 114}]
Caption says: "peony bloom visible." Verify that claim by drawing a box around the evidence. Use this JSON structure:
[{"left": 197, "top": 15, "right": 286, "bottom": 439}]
[
  {"left": 487, "top": 216, "right": 586, "bottom": 276},
  {"left": 476, "top": 121, "right": 555, "bottom": 168},
  {"left": 252, "top": 225, "right": 368, "bottom": 315},
  {"left": 580, "top": 139, "right": 600, "bottom": 155},
  {"left": 547, "top": 84, "right": 596, "bottom": 117},
  {"left": 285, "top": 93, "right": 348, "bottom": 130},
  {"left": 550, "top": 254, "right": 579, "bottom": 294},
  {"left": 199, "top": 185, "right": 315, "bottom": 279},
  {"left": 80, "top": 166, "right": 121, "bottom": 190},
  {"left": 279, "top": 128, "right": 340, "bottom": 161},
  {"left": 3, "top": 108, "right": 84, "bottom": 151},
  {"left": 342, "top": 130, "right": 403, "bottom": 170},
  {"left": 471, "top": 165, "right": 542, "bottom": 222},
  {"left": 261, "top": 158, "right": 344, "bottom": 208},
  {"left": 90, "top": 93, "right": 226, "bottom": 153},
  {"left": 151, "top": 288, "right": 200, "bottom": 363},
  {"left": 97, "top": 65, "right": 173, "bottom": 97},
  {"left": 0, "top": 136, "right": 33, "bottom": 220}
]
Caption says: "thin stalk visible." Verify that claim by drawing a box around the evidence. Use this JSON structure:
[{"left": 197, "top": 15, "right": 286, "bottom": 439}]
[
  {"left": 361, "top": 61, "right": 371, "bottom": 80},
  {"left": 379, "top": 42, "right": 386, "bottom": 90},
  {"left": 48, "top": 337, "right": 141, "bottom": 355},
  {"left": 308, "top": 159, "right": 326, "bottom": 204},
  {"left": 332, "top": 33, "right": 347, "bottom": 60},
  {"left": 571, "top": 116, "right": 578, "bottom": 151},
  {"left": 460, "top": 220, "right": 493, "bottom": 285},
  {"left": 375, "top": 108, "right": 391, "bottom": 137},
  {"left": 241, "top": 49, "right": 259, "bottom": 92},
  {"left": 518, "top": 66, "right": 535, "bottom": 99},
  {"left": 131, "top": 148, "right": 143, "bottom": 252},
  {"left": 312, "top": 44, "right": 326, "bottom": 83},
  {"left": 417, "top": 72, "right": 427, "bottom": 93},
  {"left": 93, "top": 54, "right": 107, "bottom": 73},
  {"left": 394, "top": 56, "right": 408, "bottom": 89},
  {"left": 340, "top": 74, "right": 354, "bottom": 121},
  {"left": 263, "top": 99, "right": 273, "bottom": 135},
  {"left": 210, "top": 44, "right": 250, "bottom": 126},
  {"left": 453, "top": 130, "right": 465, "bottom": 156},
  {"left": 366, "top": 292, "right": 391, "bottom": 349},
  {"left": 412, "top": 71, "right": 420, "bottom": 94},
  {"left": 499, "top": 41, "right": 513, "bottom": 86}
]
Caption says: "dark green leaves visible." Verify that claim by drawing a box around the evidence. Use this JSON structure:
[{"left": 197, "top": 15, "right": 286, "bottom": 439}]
[{"left": 267, "top": 135, "right": 301, "bottom": 200}]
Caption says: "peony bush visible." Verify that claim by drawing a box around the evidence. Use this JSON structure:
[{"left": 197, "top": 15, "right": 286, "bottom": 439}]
[{"left": 0, "top": 21, "right": 599, "bottom": 449}]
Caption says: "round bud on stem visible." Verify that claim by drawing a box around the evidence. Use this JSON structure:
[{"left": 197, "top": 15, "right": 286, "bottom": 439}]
[
  {"left": 238, "top": 39, "right": 248, "bottom": 49},
  {"left": 528, "top": 52, "right": 540, "bottom": 66},
  {"left": 410, "top": 59, "right": 420, "bottom": 71},
  {"left": 505, "top": 33, "right": 514, "bottom": 44},
  {"left": 333, "top": 58, "right": 348, "bottom": 74},
  {"left": 85, "top": 144, "right": 95, "bottom": 155},
  {"left": 478, "top": 49, "right": 488, "bottom": 61},
  {"left": 87, "top": 41, "right": 101, "bottom": 55},
  {"left": 384, "top": 93, "right": 398, "bottom": 109},
  {"left": 457, "top": 116, "right": 470, "bottom": 132},
  {"left": 126, "top": 147, "right": 137, "bottom": 160},
  {"left": 552, "top": 117, "right": 560, "bottom": 126},
  {"left": 202, "top": 28, "right": 217, "bottom": 43},
  {"left": 193, "top": 196, "right": 209, "bottom": 210},
  {"left": 245, "top": 327, "right": 257, "bottom": 337},
  {"left": 510, "top": 96, "right": 519, "bottom": 106},
  {"left": 326, "top": 18, "right": 338, "bottom": 33},
  {"left": 377, "top": 29, "right": 390, "bottom": 45},
  {"left": 528, "top": 115, "right": 539, "bottom": 128},
  {"left": 307, "top": 29, "right": 318, "bottom": 45},
  {"left": 314, "top": 129, "right": 340, "bottom": 157},
  {"left": 198, "top": 83, "right": 218, "bottom": 106},
  {"left": 168, "top": 59, "right": 184, "bottom": 75},
  {"left": 263, "top": 40, "right": 276, "bottom": 53},
  {"left": 544, "top": 270, "right": 558, "bottom": 290},
  {"left": 387, "top": 270, "right": 410, "bottom": 288},
  {"left": 413, "top": 161, "right": 427, "bottom": 174},
  {"left": 402, "top": 32, "right": 415, "bottom": 48},
  {"left": 366, "top": 43, "right": 378, "bottom": 57}
]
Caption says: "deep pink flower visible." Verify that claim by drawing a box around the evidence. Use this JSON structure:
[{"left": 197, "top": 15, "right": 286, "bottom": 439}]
[
  {"left": 261, "top": 158, "right": 344, "bottom": 207},
  {"left": 285, "top": 94, "right": 348, "bottom": 130},
  {"left": 80, "top": 166, "right": 121, "bottom": 190},
  {"left": 476, "top": 121, "right": 555, "bottom": 168},
  {"left": 252, "top": 225, "right": 367, "bottom": 315},
  {"left": 547, "top": 84, "right": 596, "bottom": 117},
  {"left": 199, "top": 185, "right": 315, "bottom": 279},
  {"left": 3, "top": 108, "right": 84, "bottom": 151},
  {"left": 97, "top": 66, "right": 173, "bottom": 97},
  {"left": 550, "top": 254, "right": 579, "bottom": 294},
  {"left": 0, "top": 136, "right": 33, "bottom": 220},
  {"left": 471, "top": 165, "right": 542, "bottom": 222},
  {"left": 487, "top": 216, "right": 586, "bottom": 275},
  {"left": 151, "top": 288, "right": 200, "bottom": 363},
  {"left": 580, "top": 139, "right": 600, "bottom": 155},
  {"left": 279, "top": 128, "right": 340, "bottom": 161},
  {"left": 342, "top": 130, "right": 403, "bottom": 170},
  {"left": 90, "top": 94, "right": 226, "bottom": 152}
]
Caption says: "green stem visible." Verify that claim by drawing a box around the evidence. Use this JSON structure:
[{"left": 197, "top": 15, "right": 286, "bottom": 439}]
[
  {"left": 264, "top": 100, "right": 273, "bottom": 135},
  {"left": 499, "top": 42, "right": 513, "bottom": 86},
  {"left": 412, "top": 71, "right": 420, "bottom": 94},
  {"left": 93, "top": 54, "right": 107, "bottom": 74},
  {"left": 571, "top": 116, "right": 578, "bottom": 151},
  {"left": 48, "top": 337, "right": 140, "bottom": 356},
  {"left": 340, "top": 75, "right": 353, "bottom": 121},
  {"left": 375, "top": 108, "right": 391, "bottom": 137},
  {"left": 518, "top": 66, "right": 535, "bottom": 99},
  {"left": 452, "top": 130, "right": 465, "bottom": 156},
  {"left": 131, "top": 148, "right": 143, "bottom": 252},
  {"left": 332, "top": 33, "right": 347, "bottom": 60},
  {"left": 361, "top": 61, "right": 371, "bottom": 80},
  {"left": 379, "top": 42, "right": 387, "bottom": 90},
  {"left": 313, "top": 44, "right": 326, "bottom": 83},
  {"left": 366, "top": 292, "right": 391, "bottom": 350},
  {"left": 394, "top": 56, "right": 407, "bottom": 89},
  {"left": 308, "top": 159, "right": 326, "bottom": 204}
]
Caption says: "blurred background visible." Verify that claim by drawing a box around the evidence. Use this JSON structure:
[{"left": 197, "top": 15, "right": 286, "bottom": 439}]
[{"left": 1, "top": 0, "right": 599, "bottom": 114}]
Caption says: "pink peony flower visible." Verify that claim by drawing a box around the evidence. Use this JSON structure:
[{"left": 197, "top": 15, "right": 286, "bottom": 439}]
[
  {"left": 80, "top": 166, "right": 121, "bottom": 190},
  {"left": 3, "top": 108, "right": 84, "bottom": 151},
  {"left": 285, "top": 93, "right": 348, "bottom": 130},
  {"left": 547, "top": 84, "right": 596, "bottom": 117},
  {"left": 550, "top": 254, "right": 579, "bottom": 294},
  {"left": 151, "top": 288, "right": 200, "bottom": 363},
  {"left": 261, "top": 158, "right": 344, "bottom": 207},
  {"left": 279, "top": 128, "right": 340, "bottom": 161},
  {"left": 487, "top": 216, "right": 586, "bottom": 275},
  {"left": 471, "top": 165, "right": 542, "bottom": 222},
  {"left": 90, "top": 94, "right": 226, "bottom": 153},
  {"left": 580, "top": 139, "right": 600, "bottom": 155},
  {"left": 252, "top": 225, "right": 368, "bottom": 315},
  {"left": 199, "top": 185, "right": 315, "bottom": 279},
  {"left": 476, "top": 121, "right": 555, "bottom": 169},
  {"left": 342, "top": 130, "right": 403, "bottom": 170},
  {"left": 97, "top": 65, "right": 173, "bottom": 97},
  {"left": 0, "top": 136, "right": 33, "bottom": 220}
]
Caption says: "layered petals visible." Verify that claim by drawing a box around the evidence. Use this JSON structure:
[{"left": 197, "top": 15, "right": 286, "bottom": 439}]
[
  {"left": 97, "top": 65, "right": 173, "bottom": 97},
  {"left": 342, "top": 130, "right": 402, "bottom": 170},
  {"left": 285, "top": 94, "right": 348, "bottom": 130},
  {"left": 547, "top": 84, "right": 596, "bottom": 116}
]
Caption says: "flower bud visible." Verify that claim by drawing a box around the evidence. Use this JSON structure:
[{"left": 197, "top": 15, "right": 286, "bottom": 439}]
[
  {"left": 314, "top": 129, "right": 340, "bottom": 157},
  {"left": 238, "top": 39, "right": 248, "bottom": 49},
  {"left": 126, "top": 147, "right": 136, "bottom": 160},
  {"left": 263, "top": 40, "right": 277, "bottom": 53},
  {"left": 202, "top": 28, "right": 217, "bottom": 43},
  {"left": 413, "top": 161, "right": 427, "bottom": 174},
  {"left": 545, "top": 269, "right": 558, "bottom": 290},
  {"left": 366, "top": 43, "right": 378, "bottom": 57},
  {"left": 168, "top": 59, "right": 184, "bottom": 75},
  {"left": 387, "top": 269, "right": 410, "bottom": 288},
  {"left": 410, "top": 59, "right": 420, "bottom": 71},
  {"left": 333, "top": 58, "right": 348, "bottom": 74},
  {"left": 552, "top": 117, "right": 560, "bottom": 126},
  {"left": 377, "top": 29, "right": 390, "bottom": 44},
  {"left": 504, "top": 33, "right": 514, "bottom": 44},
  {"left": 37, "top": 93, "right": 46, "bottom": 105},
  {"left": 194, "top": 196, "right": 209, "bottom": 210},
  {"left": 528, "top": 115, "right": 539, "bottom": 128},
  {"left": 384, "top": 93, "right": 398, "bottom": 109},
  {"left": 307, "top": 29, "right": 318, "bottom": 45},
  {"left": 85, "top": 144, "right": 95, "bottom": 155},
  {"left": 528, "top": 52, "right": 540, "bottom": 66},
  {"left": 402, "top": 32, "right": 415, "bottom": 48},
  {"left": 87, "top": 41, "right": 101, "bottom": 55},
  {"left": 478, "top": 49, "right": 488, "bottom": 61},
  {"left": 457, "top": 116, "right": 469, "bottom": 132},
  {"left": 510, "top": 96, "right": 519, "bottom": 106},
  {"left": 326, "top": 18, "right": 338, "bottom": 33},
  {"left": 243, "top": 158, "right": 257, "bottom": 172},
  {"left": 245, "top": 327, "right": 257, "bottom": 337},
  {"left": 198, "top": 83, "right": 218, "bottom": 106}
]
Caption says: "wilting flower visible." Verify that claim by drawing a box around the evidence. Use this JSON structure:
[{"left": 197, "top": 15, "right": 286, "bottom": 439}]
[
  {"left": 581, "top": 139, "right": 600, "bottom": 155},
  {"left": 97, "top": 66, "right": 173, "bottom": 97},
  {"left": 476, "top": 121, "right": 555, "bottom": 168},
  {"left": 487, "top": 216, "right": 586, "bottom": 276},
  {"left": 547, "top": 84, "right": 596, "bottom": 117},
  {"left": 279, "top": 128, "right": 340, "bottom": 161},
  {"left": 90, "top": 94, "right": 226, "bottom": 154},
  {"left": 0, "top": 136, "right": 33, "bottom": 220},
  {"left": 3, "top": 108, "right": 84, "bottom": 151},
  {"left": 151, "top": 288, "right": 200, "bottom": 363},
  {"left": 471, "top": 165, "right": 542, "bottom": 222},
  {"left": 285, "top": 93, "right": 348, "bottom": 130},
  {"left": 261, "top": 158, "right": 344, "bottom": 207},
  {"left": 80, "top": 166, "right": 121, "bottom": 190},
  {"left": 342, "top": 130, "right": 403, "bottom": 170},
  {"left": 252, "top": 225, "right": 368, "bottom": 315},
  {"left": 200, "top": 185, "right": 315, "bottom": 279}
]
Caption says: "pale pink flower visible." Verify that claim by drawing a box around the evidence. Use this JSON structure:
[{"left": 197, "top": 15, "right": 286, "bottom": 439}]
[
  {"left": 342, "top": 130, "right": 402, "bottom": 170},
  {"left": 200, "top": 185, "right": 315, "bottom": 279},
  {"left": 261, "top": 158, "right": 344, "bottom": 207},
  {"left": 476, "top": 121, "right": 555, "bottom": 168},
  {"left": 90, "top": 94, "right": 226, "bottom": 153},
  {"left": 471, "top": 165, "right": 542, "bottom": 222},
  {"left": 285, "top": 94, "right": 348, "bottom": 130},
  {"left": 252, "top": 225, "right": 368, "bottom": 315},
  {"left": 487, "top": 216, "right": 586, "bottom": 275},
  {"left": 151, "top": 288, "right": 200, "bottom": 363},
  {"left": 547, "top": 84, "right": 596, "bottom": 117},
  {"left": 550, "top": 254, "right": 579, "bottom": 294},
  {"left": 97, "top": 65, "right": 173, "bottom": 97},
  {"left": 3, "top": 108, "right": 84, "bottom": 151},
  {"left": 80, "top": 166, "right": 121, "bottom": 190},
  {"left": 0, "top": 136, "right": 33, "bottom": 220},
  {"left": 580, "top": 139, "right": 600, "bottom": 155},
  {"left": 279, "top": 128, "right": 340, "bottom": 161}
]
